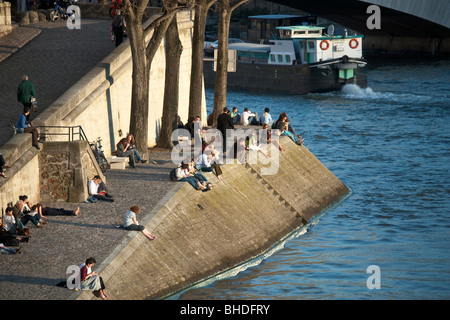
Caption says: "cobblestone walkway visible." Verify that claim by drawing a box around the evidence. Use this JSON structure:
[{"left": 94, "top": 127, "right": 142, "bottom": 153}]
[
  {"left": 0, "top": 19, "right": 114, "bottom": 148},
  {"left": 0, "top": 18, "right": 180, "bottom": 300},
  {"left": 0, "top": 149, "right": 177, "bottom": 300}
]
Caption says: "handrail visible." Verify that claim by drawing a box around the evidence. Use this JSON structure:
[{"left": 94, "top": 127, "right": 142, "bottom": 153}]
[{"left": 33, "top": 125, "right": 90, "bottom": 142}]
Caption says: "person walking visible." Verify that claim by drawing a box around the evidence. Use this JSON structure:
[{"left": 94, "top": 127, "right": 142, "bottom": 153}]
[
  {"left": 17, "top": 75, "right": 36, "bottom": 120},
  {"left": 111, "top": 10, "right": 126, "bottom": 47}
]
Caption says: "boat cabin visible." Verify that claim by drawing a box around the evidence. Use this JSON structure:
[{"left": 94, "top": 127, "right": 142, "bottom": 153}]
[{"left": 269, "top": 25, "right": 364, "bottom": 65}]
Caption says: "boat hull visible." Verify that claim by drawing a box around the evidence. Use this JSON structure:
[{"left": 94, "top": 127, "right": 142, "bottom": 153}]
[{"left": 203, "top": 61, "right": 367, "bottom": 94}]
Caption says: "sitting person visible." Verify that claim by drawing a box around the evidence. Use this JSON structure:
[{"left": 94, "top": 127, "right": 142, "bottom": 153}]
[
  {"left": 174, "top": 163, "right": 210, "bottom": 192},
  {"left": 126, "top": 134, "right": 156, "bottom": 164},
  {"left": 16, "top": 106, "right": 40, "bottom": 150},
  {"left": 231, "top": 107, "right": 241, "bottom": 124},
  {"left": 12, "top": 200, "right": 27, "bottom": 232},
  {"left": 241, "top": 108, "right": 259, "bottom": 126},
  {"left": 260, "top": 107, "right": 273, "bottom": 127},
  {"left": 80, "top": 257, "right": 109, "bottom": 300},
  {"left": 189, "top": 159, "right": 213, "bottom": 187},
  {"left": 278, "top": 117, "right": 303, "bottom": 145},
  {"left": 123, "top": 205, "right": 157, "bottom": 241},
  {"left": 196, "top": 150, "right": 223, "bottom": 181},
  {"left": 116, "top": 138, "right": 137, "bottom": 168},
  {"left": 88, "top": 175, "right": 114, "bottom": 202},
  {"left": 246, "top": 130, "right": 270, "bottom": 158},
  {"left": 262, "top": 123, "right": 284, "bottom": 152},
  {"left": 1, "top": 207, "right": 30, "bottom": 243},
  {"left": 21, "top": 204, "right": 45, "bottom": 228},
  {"left": 0, "top": 154, "right": 9, "bottom": 178}
]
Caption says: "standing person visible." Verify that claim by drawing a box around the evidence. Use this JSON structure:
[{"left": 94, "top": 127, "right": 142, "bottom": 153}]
[
  {"left": 16, "top": 106, "right": 40, "bottom": 150},
  {"left": 17, "top": 75, "right": 36, "bottom": 121},
  {"left": 80, "top": 257, "right": 109, "bottom": 300},
  {"left": 111, "top": 10, "right": 125, "bottom": 47},
  {"left": 217, "top": 107, "right": 234, "bottom": 153},
  {"left": 123, "top": 205, "right": 157, "bottom": 241}
]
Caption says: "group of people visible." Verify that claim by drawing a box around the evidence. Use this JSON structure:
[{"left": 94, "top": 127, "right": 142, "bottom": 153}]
[
  {"left": 0, "top": 195, "right": 80, "bottom": 250},
  {"left": 230, "top": 106, "right": 304, "bottom": 146}
]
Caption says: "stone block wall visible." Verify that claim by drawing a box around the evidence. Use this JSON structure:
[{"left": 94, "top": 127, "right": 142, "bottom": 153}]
[{"left": 74, "top": 138, "right": 349, "bottom": 300}]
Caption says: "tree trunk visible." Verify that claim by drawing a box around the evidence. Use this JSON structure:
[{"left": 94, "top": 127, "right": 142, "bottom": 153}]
[
  {"left": 127, "top": 12, "right": 151, "bottom": 160},
  {"left": 211, "top": 0, "right": 230, "bottom": 128},
  {"left": 188, "top": 0, "right": 215, "bottom": 121},
  {"left": 157, "top": 15, "right": 182, "bottom": 149}
]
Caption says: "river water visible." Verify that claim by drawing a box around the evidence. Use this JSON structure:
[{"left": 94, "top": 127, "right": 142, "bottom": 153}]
[{"left": 178, "top": 57, "right": 450, "bottom": 300}]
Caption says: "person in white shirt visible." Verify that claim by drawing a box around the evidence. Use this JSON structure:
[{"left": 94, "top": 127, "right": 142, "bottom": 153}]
[
  {"left": 241, "top": 108, "right": 259, "bottom": 126},
  {"left": 124, "top": 205, "right": 157, "bottom": 241},
  {"left": 88, "top": 175, "right": 114, "bottom": 202}
]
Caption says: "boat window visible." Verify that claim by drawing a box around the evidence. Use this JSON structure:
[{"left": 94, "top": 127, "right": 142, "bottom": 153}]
[
  {"left": 285, "top": 55, "right": 291, "bottom": 63},
  {"left": 270, "top": 54, "right": 276, "bottom": 63},
  {"left": 277, "top": 54, "right": 283, "bottom": 63},
  {"left": 294, "top": 31, "right": 305, "bottom": 35},
  {"left": 308, "top": 41, "right": 315, "bottom": 49},
  {"left": 308, "top": 30, "right": 321, "bottom": 34}
]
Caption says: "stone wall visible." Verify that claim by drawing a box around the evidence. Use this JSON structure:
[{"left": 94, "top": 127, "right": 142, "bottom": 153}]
[
  {"left": 0, "top": 1, "right": 13, "bottom": 37},
  {"left": 74, "top": 137, "right": 349, "bottom": 300}
]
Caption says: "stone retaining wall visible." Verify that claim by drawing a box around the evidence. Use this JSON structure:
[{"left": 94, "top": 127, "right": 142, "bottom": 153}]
[{"left": 74, "top": 137, "right": 349, "bottom": 300}]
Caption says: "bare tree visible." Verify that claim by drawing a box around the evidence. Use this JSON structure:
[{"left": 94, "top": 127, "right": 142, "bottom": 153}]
[
  {"left": 188, "top": 0, "right": 217, "bottom": 121},
  {"left": 122, "top": 0, "right": 192, "bottom": 159},
  {"left": 210, "top": 0, "right": 248, "bottom": 127}
]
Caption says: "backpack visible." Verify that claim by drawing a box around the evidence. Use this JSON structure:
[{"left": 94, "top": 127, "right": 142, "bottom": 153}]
[{"left": 169, "top": 168, "right": 178, "bottom": 181}]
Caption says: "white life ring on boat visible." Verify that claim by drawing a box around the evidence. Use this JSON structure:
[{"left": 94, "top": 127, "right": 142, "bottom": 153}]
[
  {"left": 320, "top": 40, "right": 330, "bottom": 51},
  {"left": 349, "top": 38, "right": 359, "bottom": 49}
]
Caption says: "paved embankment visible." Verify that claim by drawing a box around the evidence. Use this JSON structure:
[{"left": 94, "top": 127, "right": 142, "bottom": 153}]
[{"left": 0, "top": 148, "right": 176, "bottom": 300}]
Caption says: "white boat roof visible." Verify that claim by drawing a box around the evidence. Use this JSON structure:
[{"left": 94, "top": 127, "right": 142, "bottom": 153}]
[
  {"left": 276, "top": 25, "right": 325, "bottom": 31},
  {"left": 248, "top": 14, "right": 303, "bottom": 20},
  {"left": 228, "top": 43, "right": 271, "bottom": 52}
]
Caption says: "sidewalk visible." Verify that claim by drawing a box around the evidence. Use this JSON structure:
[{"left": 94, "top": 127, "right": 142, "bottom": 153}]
[{"left": 0, "top": 18, "right": 114, "bottom": 148}]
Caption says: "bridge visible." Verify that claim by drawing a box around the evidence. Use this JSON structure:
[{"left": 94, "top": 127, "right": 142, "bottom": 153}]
[{"left": 268, "top": 0, "right": 450, "bottom": 55}]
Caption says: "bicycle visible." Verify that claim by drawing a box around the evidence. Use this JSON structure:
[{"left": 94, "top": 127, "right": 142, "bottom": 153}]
[
  {"left": 90, "top": 137, "right": 108, "bottom": 173},
  {"left": 109, "top": 0, "right": 123, "bottom": 19},
  {"left": 49, "top": 0, "right": 76, "bottom": 22}
]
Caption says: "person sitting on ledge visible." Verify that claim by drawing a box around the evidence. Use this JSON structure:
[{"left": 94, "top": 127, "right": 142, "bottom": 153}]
[
  {"left": 80, "top": 257, "right": 109, "bottom": 300},
  {"left": 88, "top": 175, "right": 114, "bottom": 202},
  {"left": 241, "top": 108, "right": 259, "bottom": 126},
  {"left": 126, "top": 134, "right": 157, "bottom": 164},
  {"left": 123, "top": 205, "right": 157, "bottom": 241},
  {"left": 16, "top": 106, "right": 40, "bottom": 150},
  {"left": 174, "top": 163, "right": 210, "bottom": 192}
]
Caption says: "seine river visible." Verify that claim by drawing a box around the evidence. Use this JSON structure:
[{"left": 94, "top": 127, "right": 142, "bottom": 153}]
[{"left": 177, "top": 57, "right": 450, "bottom": 300}]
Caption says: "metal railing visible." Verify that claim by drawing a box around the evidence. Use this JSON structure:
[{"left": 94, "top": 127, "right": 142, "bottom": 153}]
[{"left": 33, "top": 125, "right": 89, "bottom": 142}]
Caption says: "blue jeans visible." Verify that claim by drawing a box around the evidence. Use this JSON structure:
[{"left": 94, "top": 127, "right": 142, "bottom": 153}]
[
  {"left": 22, "top": 214, "right": 42, "bottom": 226},
  {"left": 180, "top": 176, "right": 202, "bottom": 190}
]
